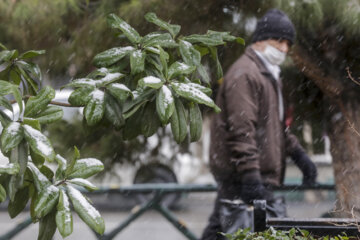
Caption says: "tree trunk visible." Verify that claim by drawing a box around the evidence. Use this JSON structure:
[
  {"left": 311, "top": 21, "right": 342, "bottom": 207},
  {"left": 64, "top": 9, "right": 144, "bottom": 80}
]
[{"left": 328, "top": 101, "right": 360, "bottom": 218}]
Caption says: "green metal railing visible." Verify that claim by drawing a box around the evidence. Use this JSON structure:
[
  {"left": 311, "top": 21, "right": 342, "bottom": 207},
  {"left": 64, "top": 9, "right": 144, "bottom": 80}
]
[{"left": 0, "top": 183, "right": 335, "bottom": 240}]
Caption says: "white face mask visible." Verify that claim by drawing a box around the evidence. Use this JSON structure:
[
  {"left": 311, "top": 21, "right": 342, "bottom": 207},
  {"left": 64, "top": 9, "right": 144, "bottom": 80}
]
[{"left": 262, "top": 44, "right": 286, "bottom": 66}]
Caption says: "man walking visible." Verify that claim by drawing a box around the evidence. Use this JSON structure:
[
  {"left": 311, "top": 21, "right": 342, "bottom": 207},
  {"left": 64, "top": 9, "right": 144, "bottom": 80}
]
[{"left": 201, "top": 9, "right": 317, "bottom": 239}]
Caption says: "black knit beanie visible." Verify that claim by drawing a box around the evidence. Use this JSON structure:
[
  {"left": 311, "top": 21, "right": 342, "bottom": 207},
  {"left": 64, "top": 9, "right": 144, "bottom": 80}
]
[{"left": 251, "top": 9, "right": 296, "bottom": 45}]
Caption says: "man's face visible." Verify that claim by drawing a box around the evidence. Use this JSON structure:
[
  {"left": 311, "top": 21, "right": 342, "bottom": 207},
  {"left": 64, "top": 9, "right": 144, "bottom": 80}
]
[{"left": 253, "top": 39, "right": 291, "bottom": 54}]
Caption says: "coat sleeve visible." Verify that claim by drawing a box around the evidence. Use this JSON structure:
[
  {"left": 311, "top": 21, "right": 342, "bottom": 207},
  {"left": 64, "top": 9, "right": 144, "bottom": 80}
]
[
  {"left": 223, "top": 73, "right": 261, "bottom": 173},
  {"left": 284, "top": 129, "right": 304, "bottom": 154}
]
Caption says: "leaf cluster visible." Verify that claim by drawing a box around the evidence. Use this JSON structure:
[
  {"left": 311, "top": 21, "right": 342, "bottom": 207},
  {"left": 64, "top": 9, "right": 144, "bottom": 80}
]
[
  {"left": 0, "top": 46, "right": 105, "bottom": 239},
  {"left": 223, "top": 227, "right": 354, "bottom": 240},
  {"left": 65, "top": 12, "right": 243, "bottom": 143}
]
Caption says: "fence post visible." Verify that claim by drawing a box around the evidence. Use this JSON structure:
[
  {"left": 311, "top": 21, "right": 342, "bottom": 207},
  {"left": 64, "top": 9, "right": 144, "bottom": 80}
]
[{"left": 253, "top": 200, "right": 267, "bottom": 232}]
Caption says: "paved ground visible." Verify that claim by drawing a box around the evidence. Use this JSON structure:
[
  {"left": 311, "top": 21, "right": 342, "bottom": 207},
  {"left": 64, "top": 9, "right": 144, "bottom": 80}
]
[{"left": 0, "top": 192, "right": 335, "bottom": 240}]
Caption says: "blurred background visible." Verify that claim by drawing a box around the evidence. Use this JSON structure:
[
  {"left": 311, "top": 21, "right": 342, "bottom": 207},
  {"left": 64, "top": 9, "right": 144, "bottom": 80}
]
[{"left": 2, "top": 0, "right": 359, "bottom": 239}]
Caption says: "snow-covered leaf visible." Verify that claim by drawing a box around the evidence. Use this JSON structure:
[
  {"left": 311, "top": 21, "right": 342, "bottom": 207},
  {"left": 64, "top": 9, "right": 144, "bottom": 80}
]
[
  {"left": 168, "top": 62, "right": 195, "bottom": 79},
  {"left": 35, "top": 106, "right": 63, "bottom": 124},
  {"left": 93, "top": 46, "right": 135, "bottom": 67},
  {"left": 84, "top": 89, "right": 105, "bottom": 126},
  {"left": 34, "top": 185, "right": 60, "bottom": 219},
  {"left": 27, "top": 162, "right": 51, "bottom": 191},
  {"left": 23, "top": 124, "right": 55, "bottom": 162},
  {"left": 1, "top": 122, "right": 24, "bottom": 153},
  {"left": 182, "top": 33, "right": 224, "bottom": 46},
  {"left": 156, "top": 85, "right": 175, "bottom": 124},
  {"left": 185, "top": 82, "right": 212, "bottom": 96},
  {"left": 67, "top": 158, "right": 104, "bottom": 179},
  {"left": 170, "top": 98, "right": 187, "bottom": 143},
  {"left": 141, "top": 33, "right": 178, "bottom": 48},
  {"left": 138, "top": 76, "right": 164, "bottom": 89},
  {"left": 179, "top": 40, "right": 201, "bottom": 66},
  {"left": 189, "top": 103, "right": 202, "bottom": 142},
  {"left": 130, "top": 50, "right": 146, "bottom": 75},
  {"left": 68, "top": 178, "right": 98, "bottom": 191},
  {"left": 0, "top": 163, "right": 19, "bottom": 175},
  {"left": 65, "top": 78, "right": 97, "bottom": 88},
  {"left": 24, "top": 86, "right": 55, "bottom": 118},
  {"left": 68, "top": 86, "right": 95, "bottom": 107},
  {"left": 56, "top": 189, "right": 73, "bottom": 238},
  {"left": 144, "top": 12, "right": 181, "bottom": 38},
  {"left": 107, "top": 14, "right": 142, "bottom": 44},
  {"left": 107, "top": 83, "right": 132, "bottom": 103},
  {"left": 66, "top": 185, "right": 105, "bottom": 235},
  {"left": 96, "top": 72, "right": 125, "bottom": 87},
  {"left": 171, "top": 82, "right": 220, "bottom": 112}
]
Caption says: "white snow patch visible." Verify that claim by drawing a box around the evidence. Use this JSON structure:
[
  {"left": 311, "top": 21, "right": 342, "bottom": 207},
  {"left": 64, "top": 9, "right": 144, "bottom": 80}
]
[
  {"left": 23, "top": 125, "right": 53, "bottom": 156},
  {"left": 77, "top": 158, "right": 103, "bottom": 168},
  {"left": 161, "top": 85, "right": 174, "bottom": 107},
  {"left": 143, "top": 76, "right": 162, "bottom": 84},
  {"left": 110, "top": 83, "right": 130, "bottom": 92},
  {"left": 73, "top": 78, "right": 96, "bottom": 86},
  {"left": 90, "top": 90, "right": 105, "bottom": 102},
  {"left": 67, "top": 185, "right": 101, "bottom": 220},
  {"left": 6, "top": 122, "right": 21, "bottom": 134}
]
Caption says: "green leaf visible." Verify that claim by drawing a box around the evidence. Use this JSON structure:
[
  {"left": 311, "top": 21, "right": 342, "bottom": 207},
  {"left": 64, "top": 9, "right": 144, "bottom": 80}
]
[
  {"left": 27, "top": 162, "right": 51, "bottom": 191},
  {"left": 141, "top": 33, "right": 178, "bottom": 48},
  {"left": 0, "top": 95, "right": 12, "bottom": 111},
  {"left": 8, "top": 141, "right": 28, "bottom": 201},
  {"left": 196, "top": 64, "right": 210, "bottom": 85},
  {"left": 38, "top": 208, "right": 57, "bottom": 240},
  {"left": 170, "top": 98, "right": 188, "bottom": 143},
  {"left": 183, "top": 34, "right": 224, "bottom": 46},
  {"left": 65, "top": 78, "right": 97, "bottom": 88},
  {"left": 138, "top": 76, "right": 164, "bottom": 89},
  {"left": 209, "top": 46, "right": 223, "bottom": 80},
  {"left": 34, "top": 185, "right": 60, "bottom": 219},
  {"left": 122, "top": 106, "right": 143, "bottom": 140},
  {"left": 0, "top": 50, "right": 18, "bottom": 62},
  {"left": 24, "top": 86, "right": 55, "bottom": 118},
  {"left": 8, "top": 186, "right": 29, "bottom": 218},
  {"left": 67, "top": 158, "right": 104, "bottom": 179},
  {"left": 107, "top": 83, "right": 132, "bottom": 103},
  {"left": 206, "top": 30, "right": 237, "bottom": 42},
  {"left": 23, "top": 118, "right": 41, "bottom": 130},
  {"left": 11, "top": 85, "right": 23, "bottom": 114},
  {"left": 185, "top": 82, "right": 212, "bottom": 96},
  {"left": 16, "top": 60, "right": 42, "bottom": 85},
  {"left": 130, "top": 50, "right": 146, "bottom": 75},
  {"left": 40, "top": 165, "right": 54, "bottom": 181},
  {"left": 179, "top": 40, "right": 201, "bottom": 67},
  {"left": 93, "top": 46, "right": 135, "bottom": 67},
  {"left": 35, "top": 106, "right": 63, "bottom": 124},
  {"left": 159, "top": 46, "right": 169, "bottom": 78},
  {"left": 156, "top": 85, "right": 175, "bottom": 124},
  {"left": 107, "top": 13, "right": 142, "bottom": 44},
  {"left": 56, "top": 189, "right": 73, "bottom": 238},
  {"left": 64, "top": 146, "right": 80, "bottom": 177},
  {"left": 122, "top": 88, "right": 155, "bottom": 117},
  {"left": 67, "top": 185, "right": 105, "bottom": 234},
  {"left": 168, "top": 62, "right": 196, "bottom": 79},
  {"left": 0, "top": 184, "right": 6, "bottom": 202},
  {"left": 68, "top": 86, "right": 95, "bottom": 107},
  {"left": 144, "top": 12, "right": 181, "bottom": 38},
  {"left": 1, "top": 122, "right": 24, "bottom": 153},
  {"left": 236, "top": 37, "right": 245, "bottom": 45},
  {"left": 23, "top": 124, "right": 55, "bottom": 162},
  {"left": 141, "top": 101, "right": 161, "bottom": 137},
  {"left": 19, "top": 50, "right": 46, "bottom": 59},
  {"left": 104, "top": 92, "right": 124, "bottom": 129},
  {"left": 0, "top": 80, "right": 14, "bottom": 95},
  {"left": 0, "top": 110, "right": 11, "bottom": 127},
  {"left": 55, "top": 154, "right": 67, "bottom": 180},
  {"left": 0, "top": 163, "right": 19, "bottom": 175},
  {"left": 68, "top": 178, "right": 98, "bottom": 191},
  {"left": 0, "top": 43, "right": 7, "bottom": 50},
  {"left": 189, "top": 103, "right": 202, "bottom": 142},
  {"left": 171, "top": 82, "right": 220, "bottom": 111},
  {"left": 84, "top": 90, "right": 105, "bottom": 126}
]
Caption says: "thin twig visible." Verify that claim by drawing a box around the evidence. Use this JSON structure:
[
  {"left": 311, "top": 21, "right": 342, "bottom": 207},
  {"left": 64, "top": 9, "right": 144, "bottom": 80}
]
[{"left": 346, "top": 67, "right": 360, "bottom": 86}]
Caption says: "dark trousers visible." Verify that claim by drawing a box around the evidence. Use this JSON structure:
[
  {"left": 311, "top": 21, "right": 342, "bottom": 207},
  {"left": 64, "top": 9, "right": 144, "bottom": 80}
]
[{"left": 200, "top": 182, "right": 286, "bottom": 240}]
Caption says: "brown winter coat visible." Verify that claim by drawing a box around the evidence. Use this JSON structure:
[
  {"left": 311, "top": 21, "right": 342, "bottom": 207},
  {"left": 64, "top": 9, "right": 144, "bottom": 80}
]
[{"left": 210, "top": 47, "right": 302, "bottom": 186}]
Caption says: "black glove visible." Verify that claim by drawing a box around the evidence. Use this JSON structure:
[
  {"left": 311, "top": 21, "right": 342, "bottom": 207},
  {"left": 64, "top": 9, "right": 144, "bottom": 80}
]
[
  {"left": 290, "top": 149, "right": 318, "bottom": 185},
  {"left": 240, "top": 170, "right": 273, "bottom": 204}
]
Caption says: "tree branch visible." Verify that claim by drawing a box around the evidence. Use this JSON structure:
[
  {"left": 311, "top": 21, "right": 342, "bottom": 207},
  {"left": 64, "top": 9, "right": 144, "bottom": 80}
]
[{"left": 290, "top": 45, "right": 344, "bottom": 98}]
